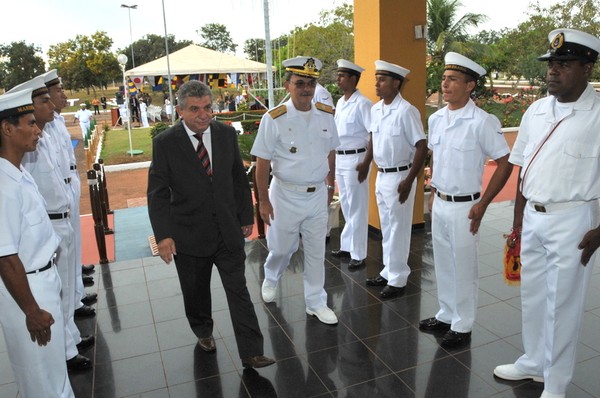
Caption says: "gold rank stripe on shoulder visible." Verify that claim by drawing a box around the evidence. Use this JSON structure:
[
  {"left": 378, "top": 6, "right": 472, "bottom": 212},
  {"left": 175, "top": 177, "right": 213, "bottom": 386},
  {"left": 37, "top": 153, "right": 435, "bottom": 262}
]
[
  {"left": 269, "top": 105, "right": 287, "bottom": 119},
  {"left": 315, "top": 102, "right": 334, "bottom": 114}
]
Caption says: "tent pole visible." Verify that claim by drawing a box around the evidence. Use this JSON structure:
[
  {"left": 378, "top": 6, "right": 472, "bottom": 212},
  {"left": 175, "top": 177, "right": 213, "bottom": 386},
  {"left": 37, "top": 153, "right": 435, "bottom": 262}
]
[{"left": 162, "top": 0, "right": 175, "bottom": 124}]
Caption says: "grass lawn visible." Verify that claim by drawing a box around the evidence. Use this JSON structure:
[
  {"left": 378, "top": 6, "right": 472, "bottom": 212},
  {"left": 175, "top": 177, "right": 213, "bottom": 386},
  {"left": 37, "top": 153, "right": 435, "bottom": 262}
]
[
  {"left": 100, "top": 125, "right": 258, "bottom": 166},
  {"left": 100, "top": 127, "right": 153, "bottom": 165}
]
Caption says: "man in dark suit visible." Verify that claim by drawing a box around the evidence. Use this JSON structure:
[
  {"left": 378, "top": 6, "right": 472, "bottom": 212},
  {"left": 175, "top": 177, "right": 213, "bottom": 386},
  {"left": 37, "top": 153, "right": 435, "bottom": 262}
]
[{"left": 147, "top": 80, "right": 274, "bottom": 369}]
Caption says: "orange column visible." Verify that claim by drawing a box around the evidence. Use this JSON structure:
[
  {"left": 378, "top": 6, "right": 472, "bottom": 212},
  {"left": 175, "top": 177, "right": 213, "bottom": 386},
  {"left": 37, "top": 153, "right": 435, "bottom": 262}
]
[{"left": 354, "top": 0, "right": 428, "bottom": 229}]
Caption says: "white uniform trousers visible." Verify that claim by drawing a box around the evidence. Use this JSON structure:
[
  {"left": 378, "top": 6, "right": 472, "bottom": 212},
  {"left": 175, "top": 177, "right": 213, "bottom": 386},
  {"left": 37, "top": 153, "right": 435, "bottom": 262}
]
[
  {"left": 375, "top": 170, "right": 416, "bottom": 287},
  {"left": 79, "top": 121, "right": 90, "bottom": 139},
  {"left": 515, "top": 201, "right": 599, "bottom": 394},
  {"left": 0, "top": 266, "right": 75, "bottom": 398},
  {"left": 69, "top": 172, "right": 85, "bottom": 309},
  {"left": 263, "top": 178, "right": 329, "bottom": 309},
  {"left": 431, "top": 197, "right": 479, "bottom": 333},
  {"left": 141, "top": 110, "right": 150, "bottom": 127},
  {"left": 51, "top": 218, "right": 81, "bottom": 359},
  {"left": 335, "top": 152, "right": 370, "bottom": 261}
]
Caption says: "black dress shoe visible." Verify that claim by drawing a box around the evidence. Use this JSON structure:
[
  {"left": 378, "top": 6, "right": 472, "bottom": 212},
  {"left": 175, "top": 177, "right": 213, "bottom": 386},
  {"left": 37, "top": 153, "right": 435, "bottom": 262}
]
[
  {"left": 380, "top": 285, "right": 404, "bottom": 298},
  {"left": 348, "top": 259, "right": 365, "bottom": 269},
  {"left": 74, "top": 305, "right": 96, "bottom": 318},
  {"left": 441, "top": 330, "right": 471, "bottom": 347},
  {"left": 331, "top": 249, "right": 351, "bottom": 258},
  {"left": 365, "top": 275, "right": 388, "bottom": 286},
  {"left": 242, "top": 355, "right": 275, "bottom": 368},
  {"left": 82, "top": 275, "right": 94, "bottom": 286},
  {"left": 81, "top": 292, "right": 98, "bottom": 305},
  {"left": 82, "top": 264, "right": 95, "bottom": 275},
  {"left": 419, "top": 317, "right": 451, "bottom": 331},
  {"left": 77, "top": 335, "right": 95, "bottom": 350},
  {"left": 198, "top": 336, "right": 216, "bottom": 352},
  {"left": 67, "top": 354, "right": 92, "bottom": 371}
]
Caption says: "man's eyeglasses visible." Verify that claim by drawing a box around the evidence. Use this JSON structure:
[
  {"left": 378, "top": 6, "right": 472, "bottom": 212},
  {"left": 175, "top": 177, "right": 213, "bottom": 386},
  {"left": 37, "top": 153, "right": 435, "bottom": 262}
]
[{"left": 291, "top": 79, "right": 318, "bottom": 89}]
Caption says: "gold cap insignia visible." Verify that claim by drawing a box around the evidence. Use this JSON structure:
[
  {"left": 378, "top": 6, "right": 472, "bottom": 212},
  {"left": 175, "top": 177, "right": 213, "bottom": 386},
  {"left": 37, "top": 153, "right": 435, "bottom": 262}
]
[{"left": 551, "top": 33, "right": 565, "bottom": 49}]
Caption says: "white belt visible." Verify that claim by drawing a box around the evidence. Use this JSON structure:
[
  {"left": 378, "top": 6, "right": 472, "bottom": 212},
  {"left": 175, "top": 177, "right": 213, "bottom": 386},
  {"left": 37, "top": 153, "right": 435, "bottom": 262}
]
[
  {"left": 528, "top": 200, "right": 589, "bottom": 213},
  {"left": 276, "top": 180, "right": 321, "bottom": 193}
]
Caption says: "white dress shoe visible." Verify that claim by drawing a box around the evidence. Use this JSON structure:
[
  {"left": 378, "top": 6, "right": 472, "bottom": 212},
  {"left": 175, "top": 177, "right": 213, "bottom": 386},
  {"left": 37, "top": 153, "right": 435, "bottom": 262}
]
[
  {"left": 306, "top": 307, "right": 338, "bottom": 324},
  {"left": 261, "top": 280, "right": 276, "bottom": 303},
  {"left": 540, "top": 391, "right": 565, "bottom": 398},
  {"left": 493, "top": 364, "right": 543, "bottom": 383}
]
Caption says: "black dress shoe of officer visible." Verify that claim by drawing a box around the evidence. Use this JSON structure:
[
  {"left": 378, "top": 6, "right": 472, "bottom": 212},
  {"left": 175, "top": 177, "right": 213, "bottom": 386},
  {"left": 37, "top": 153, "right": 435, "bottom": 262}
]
[
  {"left": 81, "top": 292, "right": 98, "bottom": 305},
  {"left": 74, "top": 305, "right": 96, "bottom": 318},
  {"left": 365, "top": 275, "right": 388, "bottom": 286},
  {"left": 67, "top": 354, "right": 92, "bottom": 371},
  {"left": 441, "top": 330, "right": 472, "bottom": 347},
  {"left": 198, "top": 336, "right": 216, "bottom": 352},
  {"left": 348, "top": 259, "right": 365, "bottom": 269},
  {"left": 82, "top": 264, "right": 95, "bottom": 275},
  {"left": 77, "top": 335, "right": 95, "bottom": 350},
  {"left": 419, "top": 317, "right": 451, "bottom": 331},
  {"left": 380, "top": 285, "right": 404, "bottom": 298},
  {"left": 82, "top": 275, "right": 94, "bottom": 286},
  {"left": 331, "top": 249, "right": 351, "bottom": 258},
  {"left": 242, "top": 355, "right": 276, "bottom": 368}
]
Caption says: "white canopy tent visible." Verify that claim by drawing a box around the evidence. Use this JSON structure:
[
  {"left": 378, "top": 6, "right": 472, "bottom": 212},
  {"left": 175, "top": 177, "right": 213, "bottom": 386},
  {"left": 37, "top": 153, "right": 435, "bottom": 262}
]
[{"left": 123, "top": 44, "right": 269, "bottom": 77}]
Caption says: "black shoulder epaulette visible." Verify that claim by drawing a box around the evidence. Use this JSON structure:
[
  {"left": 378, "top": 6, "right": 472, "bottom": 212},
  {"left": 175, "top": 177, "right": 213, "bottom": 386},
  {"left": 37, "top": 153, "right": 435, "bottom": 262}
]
[
  {"left": 268, "top": 105, "right": 287, "bottom": 119},
  {"left": 315, "top": 102, "right": 334, "bottom": 114}
]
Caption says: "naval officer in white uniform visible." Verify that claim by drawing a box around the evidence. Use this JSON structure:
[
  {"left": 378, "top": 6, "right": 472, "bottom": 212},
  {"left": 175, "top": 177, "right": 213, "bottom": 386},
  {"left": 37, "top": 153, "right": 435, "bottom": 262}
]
[
  {"left": 419, "top": 52, "right": 512, "bottom": 348},
  {"left": 365, "top": 60, "right": 427, "bottom": 299},
  {"left": 330, "top": 59, "right": 373, "bottom": 269},
  {"left": 252, "top": 56, "right": 340, "bottom": 325},
  {"left": 494, "top": 29, "right": 600, "bottom": 398}
]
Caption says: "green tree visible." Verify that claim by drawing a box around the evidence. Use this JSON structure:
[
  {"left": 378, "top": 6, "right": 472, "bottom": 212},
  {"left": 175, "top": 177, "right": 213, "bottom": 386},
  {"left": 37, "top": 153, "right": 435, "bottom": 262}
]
[
  {"left": 244, "top": 38, "right": 266, "bottom": 62},
  {"left": 0, "top": 42, "right": 45, "bottom": 90},
  {"left": 496, "top": 0, "right": 600, "bottom": 84},
  {"left": 118, "top": 34, "right": 193, "bottom": 69},
  {"left": 282, "top": 4, "right": 354, "bottom": 85},
  {"left": 48, "top": 31, "right": 119, "bottom": 94},
  {"left": 426, "top": 0, "right": 487, "bottom": 107},
  {"left": 197, "top": 23, "right": 237, "bottom": 54}
]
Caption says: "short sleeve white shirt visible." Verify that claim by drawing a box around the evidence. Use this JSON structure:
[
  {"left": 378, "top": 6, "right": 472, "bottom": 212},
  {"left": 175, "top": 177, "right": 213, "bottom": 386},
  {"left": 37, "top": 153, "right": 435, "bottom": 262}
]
[
  {"left": 370, "top": 94, "right": 426, "bottom": 168},
  {"left": 334, "top": 89, "right": 372, "bottom": 150},
  {"left": 251, "top": 99, "right": 340, "bottom": 185}
]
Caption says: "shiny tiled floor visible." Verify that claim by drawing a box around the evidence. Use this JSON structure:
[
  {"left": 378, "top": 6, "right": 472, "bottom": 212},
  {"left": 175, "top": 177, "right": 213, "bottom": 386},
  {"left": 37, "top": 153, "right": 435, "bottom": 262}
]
[{"left": 2, "top": 201, "right": 600, "bottom": 397}]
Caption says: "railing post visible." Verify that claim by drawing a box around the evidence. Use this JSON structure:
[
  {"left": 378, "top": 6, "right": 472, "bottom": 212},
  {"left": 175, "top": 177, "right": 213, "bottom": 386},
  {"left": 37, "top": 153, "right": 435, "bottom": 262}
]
[
  {"left": 87, "top": 170, "right": 109, "bottom": 264},
  {"left": 93, "top": 163, "right": 114, "bottom": 235},
  {"left": 97, "top": 159, "right": 113, "bottom": 214}
]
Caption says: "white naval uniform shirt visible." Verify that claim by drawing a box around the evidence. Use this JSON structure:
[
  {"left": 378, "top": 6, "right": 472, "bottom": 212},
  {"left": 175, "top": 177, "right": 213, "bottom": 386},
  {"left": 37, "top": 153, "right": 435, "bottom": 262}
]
[
  {"left": 312, "top": 83, "right": 335, "bottom": 109},
  {"left": 22, "top": 128, "right": 72, "bottom": 214},
  {"left": 75, "top": 108, "right": 92, "bottom": 124},
  {"left": 370, "top": 94, "right": 426, "bottom": 168},
  {"left": 509, "top": 83, "right": 600, "bottom": 203},
  {"left": 251, "top": 99, "right": 339, "bottom": 185},
  {"left": 334, "top": 89, "right": 372, "bottom": 150},
  {"left": 428, "top": 99, "right": 509, "bottom": 195},
  {"left": 0, "top": 159, "right": 60, "bottom": 271}
]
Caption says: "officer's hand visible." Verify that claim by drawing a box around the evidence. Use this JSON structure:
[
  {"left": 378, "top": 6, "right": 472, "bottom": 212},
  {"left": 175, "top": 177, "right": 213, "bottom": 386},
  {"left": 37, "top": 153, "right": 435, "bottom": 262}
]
[
  {"left": 578, "top": 227, "right": 600, "bottom": 266},
  {"left": 397, "top": 179, "right": 412, "bottom": 204},
  {"left": 356, "top": 162, "right": 370, "bottom": 183},
  {"left": 327, "top": 189, "right": 334, "bottom": 205},
  {"left": 468, "top": 202, "right": 487, "bottom": 234},
  {"left": 259, "top": 200, "right": 274, "bottom": 226},
  {"left": 157, "top": 238, "right": 177, "bottom": 264},
  {"left": 241, "top": 225, "right": 253, "bottom": 238},
  {"left": 26, "top": 309, "right": 54, "bottom": 346}
]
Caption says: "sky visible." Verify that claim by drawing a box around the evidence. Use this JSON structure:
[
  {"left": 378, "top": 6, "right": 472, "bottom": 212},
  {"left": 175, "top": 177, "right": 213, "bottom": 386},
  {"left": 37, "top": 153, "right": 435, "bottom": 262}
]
[{"left": 3, "top": 0, "right": 561, "bottom": 61}]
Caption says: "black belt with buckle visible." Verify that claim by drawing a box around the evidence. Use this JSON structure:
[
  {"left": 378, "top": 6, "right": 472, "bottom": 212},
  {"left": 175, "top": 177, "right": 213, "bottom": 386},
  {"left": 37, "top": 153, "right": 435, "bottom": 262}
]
[
  {"left": 436, "top": 191, "right": 481, "bottom": 202},
  {"left": 306, "top": 187, "right": 316, "bottom": 192},
  {"left": 48, "top": 211, "right": 69, "bottom": 220},
  {"left": 337, "top": 148, "right": 367, "bottom": 155},
  {"left": 26, "top": 261, "right": 52, "bottom": 275},
  {"left": 533, "top": 204, "right": 546, "bottom": 213},
  {"left": 70, "top": 165, "right": 77, "bottom": 170},
  {"left": 64, "top": 177, "right": 71, "bottom": 184},
  {"left": 378, "top": 163, "right": 412, "bottom": 173}
]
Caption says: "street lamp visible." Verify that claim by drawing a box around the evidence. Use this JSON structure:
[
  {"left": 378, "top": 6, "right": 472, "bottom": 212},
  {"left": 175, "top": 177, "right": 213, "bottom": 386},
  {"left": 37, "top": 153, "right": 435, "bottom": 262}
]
[
  {"left": 117, "top": 54, "right": 142, "bottom": 156},
  {"left": 121, "top": 4, "right": 137, "bottom": 68}
]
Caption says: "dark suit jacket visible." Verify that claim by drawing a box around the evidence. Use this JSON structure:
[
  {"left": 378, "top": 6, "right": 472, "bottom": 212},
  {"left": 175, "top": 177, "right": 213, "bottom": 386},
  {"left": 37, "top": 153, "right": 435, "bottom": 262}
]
[{"left": 147, "top": 120, "right": 253, "bottom": 257}]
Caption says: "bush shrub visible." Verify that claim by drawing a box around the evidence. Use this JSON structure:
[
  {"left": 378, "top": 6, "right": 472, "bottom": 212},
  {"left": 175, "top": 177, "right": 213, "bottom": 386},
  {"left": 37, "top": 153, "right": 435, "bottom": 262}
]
[{"left": 150, "top": 122, "right": 171, "bottom": 139}]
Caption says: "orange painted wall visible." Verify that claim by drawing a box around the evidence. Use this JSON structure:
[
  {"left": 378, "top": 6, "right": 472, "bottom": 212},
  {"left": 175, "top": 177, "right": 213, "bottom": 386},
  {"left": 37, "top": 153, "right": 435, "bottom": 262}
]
[{"left": 354, "top": 0, "right": 428, "bottom": 228}]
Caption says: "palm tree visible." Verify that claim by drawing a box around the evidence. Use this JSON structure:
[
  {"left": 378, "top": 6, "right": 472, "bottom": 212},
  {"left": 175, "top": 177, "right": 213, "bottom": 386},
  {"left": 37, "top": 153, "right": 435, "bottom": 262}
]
[{"left": 427, "top": 0, "right": 488, "bottom": 107}]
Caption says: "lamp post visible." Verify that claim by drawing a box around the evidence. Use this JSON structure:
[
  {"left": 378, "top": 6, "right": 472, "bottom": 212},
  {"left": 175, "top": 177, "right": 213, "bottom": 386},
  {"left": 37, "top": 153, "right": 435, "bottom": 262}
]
[
  {"left": 120, "top": 4, "right": 137, "bottom": 68},
  {"left": 117, "top": 54, "right": 142, "bottom": 156}
]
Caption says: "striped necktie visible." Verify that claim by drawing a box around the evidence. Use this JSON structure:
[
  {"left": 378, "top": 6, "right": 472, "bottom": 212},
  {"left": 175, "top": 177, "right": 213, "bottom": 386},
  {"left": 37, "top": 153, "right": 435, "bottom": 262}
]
[{"left": 194, "top": 133, "right": 212, "bottom": 177}]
